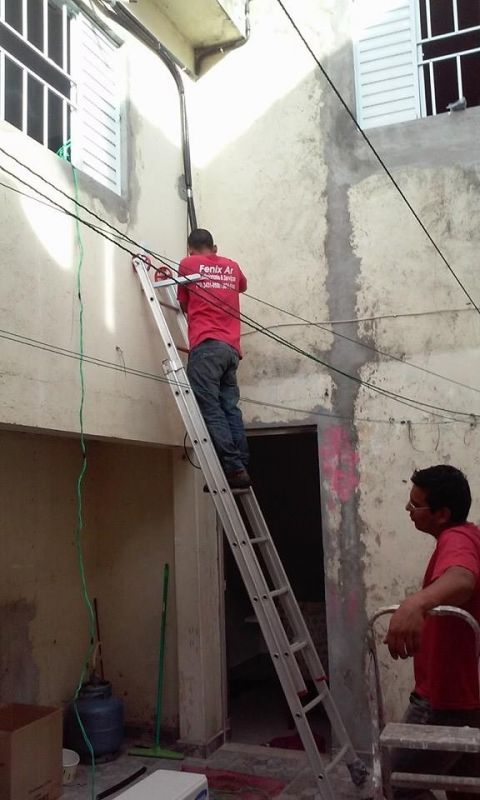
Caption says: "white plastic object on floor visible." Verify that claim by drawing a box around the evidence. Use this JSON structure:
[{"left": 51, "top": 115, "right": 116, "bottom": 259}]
[
  {"left": 115, "top": 770, "right": 208, "bottom": 800},
  {"left": 62, "top": 748, "right": 80, "bottom": 785}
]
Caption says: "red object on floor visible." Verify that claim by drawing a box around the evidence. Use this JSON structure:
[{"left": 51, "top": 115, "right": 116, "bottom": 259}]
[
  {"left": 182, "top": 766, "right": 287, "bottom": 798},
  {"left": 267, "top": 732, "right": 326, "bottom": 751}
]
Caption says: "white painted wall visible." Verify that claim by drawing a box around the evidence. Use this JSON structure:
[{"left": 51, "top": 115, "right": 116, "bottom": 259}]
[{"left": 0, "top": 4, "right": 190, "bottom": 447}]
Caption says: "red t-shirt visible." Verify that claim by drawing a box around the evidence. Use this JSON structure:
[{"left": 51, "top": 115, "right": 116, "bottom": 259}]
[
  {"left": 177, "top": 254, "right": 247, "bottom": 355},
  {"left": 414, "top": 523, "right": 480, "bottom": 709}
]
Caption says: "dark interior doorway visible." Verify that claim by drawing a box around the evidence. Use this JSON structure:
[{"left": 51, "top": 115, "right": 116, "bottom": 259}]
[{"left": 224, "top": 428, "right": 330, "bottom": 749}]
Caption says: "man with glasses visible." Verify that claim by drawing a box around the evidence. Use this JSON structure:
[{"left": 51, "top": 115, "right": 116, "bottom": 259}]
[{"left": 384, "top": 465, "right": 480, "bottom": 799}]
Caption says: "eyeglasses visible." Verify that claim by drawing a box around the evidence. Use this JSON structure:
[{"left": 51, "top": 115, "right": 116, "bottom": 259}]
[{"left": 406, "top": 500, "right": 431, "bottom": 512}]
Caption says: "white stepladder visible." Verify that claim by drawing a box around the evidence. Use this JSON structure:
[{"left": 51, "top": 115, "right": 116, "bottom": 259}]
[
  {"left": 133, "top": 255, "right": 367, "bottom": 800},
  {"left": 367, "top": 605, "right": 480, "bottom": 799}
]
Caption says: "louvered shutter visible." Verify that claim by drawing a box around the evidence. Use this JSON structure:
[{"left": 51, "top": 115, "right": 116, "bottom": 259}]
[
  {"left": 353, "top": 0, "right": 420, "bottom": 129},
  {"left": 70, "top": 13, "right": 121, "bottom": 193}
]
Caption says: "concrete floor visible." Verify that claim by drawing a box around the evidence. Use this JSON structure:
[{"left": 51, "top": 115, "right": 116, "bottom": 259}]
[{"left": 61, "top": 741, "right": 374, "bottom": 799}]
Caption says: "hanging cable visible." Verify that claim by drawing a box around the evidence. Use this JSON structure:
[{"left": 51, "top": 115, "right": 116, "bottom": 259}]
[
  {"left": 58, "top": 142, "right": 96, "bottom": 800},
  {"left": 0, "top": 157, "right": 478, "bottom": 421},
  {"left": 274, "top": 0, "right": 480, "bottom": 316}
]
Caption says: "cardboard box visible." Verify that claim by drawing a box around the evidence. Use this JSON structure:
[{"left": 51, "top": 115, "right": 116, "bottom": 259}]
[{"left": 0, "top": 704, "right": 62, "bottom": 800}]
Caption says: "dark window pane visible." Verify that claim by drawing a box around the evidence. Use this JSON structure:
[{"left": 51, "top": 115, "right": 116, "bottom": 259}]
[
  {"left": 461, "top": 50, "right": 480, "bottom": 108},
  {"left": 4, "top": 57, "right": 23, "bottom": 130},
  {"left": 421, "top": 65, "right": 433, "bottom": 115},
  {"left": 423, "top": 29, "right": 480, "bottom": 59},
  {"left": 27, "top": 0, "right": 43, "bottom": 50},
  {"left": 419, "top": 0, "right": 429, "bottom": 39},
  {"left": 5, "top": 0, "right": 22, "bottom": 34},
  {"left": 431, "top": 0, "right": 455, "bottom": 37},
  {"left": 27, "top": 74, "right": 43, "bottom": 143},
  {"left": 48, "top": 2, "right": 63, "bottom": 67},
  {"left": 458, "top": 0, "right": 480, "bottom": 31},
  {"left": 47, "top": 89, "right": 63, "bottom": 153},
  {"left": 433, "top": 57, "right": 459, "bottom": 113}
]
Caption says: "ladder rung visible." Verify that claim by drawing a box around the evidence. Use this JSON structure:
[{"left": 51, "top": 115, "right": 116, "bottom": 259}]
[
  {"left": 391, "top": 772, "right": 480, "bottom": 792},
  {"left": 249, "top": 536, "right": 268, "bottom": 545},
  {"left": 302, "top": 693, "right": 324, "bottom": 714},
  {"left": 381, "top": 722, "right": 480, "bottom": 752},
  {"left": 159, "top": 300, "right": 180, "bottom": 311},
  {"left": 325, "top": 744, "right": 350, "bottom": 774},
  {"left": 176, "top": 345, "right": 189, "bottom": 354},
  {"left": 153, "top": 272, "right": 203, "bottom": 289},
  {"left": 269, "top": 586, "right": 289, "bottom": 599},
  {"left": 290, "top": 640, "right": 307, "bottom": 653}
]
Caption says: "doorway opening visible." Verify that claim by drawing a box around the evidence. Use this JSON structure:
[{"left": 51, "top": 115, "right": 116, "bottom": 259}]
[{"left": 223, "top": 427, "right": 330, "bottom": 750}]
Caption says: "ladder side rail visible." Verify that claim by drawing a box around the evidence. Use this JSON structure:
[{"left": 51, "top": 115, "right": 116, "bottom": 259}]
[
  {"left": 165, "top": 369, "right": 339, "bottom": 800},
  {"left": 135, "top": 260, "right": 364, "bottom": 796},
  {"left": 134, "top": 260, "right": 306, "bottom": 695},
  {"left": 163, "top": 282, "right": 190, "bottom": 346},
  {"left": 165, "top": 360, "right": 308, "bottom": 697},
  {"left": 239, "top": 475, "right": 363, "bottom": 774},
  {"left": 241, "top": 492, "right": 328, "bottom": 681}
]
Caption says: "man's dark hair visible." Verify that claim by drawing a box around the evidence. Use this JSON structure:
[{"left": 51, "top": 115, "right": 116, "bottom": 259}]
[
  {"left": 411, "top": 465, "right": 471, "bottom": 523},
  {"left": 187, "top": 228, "right": 214, "bottom": 250}
]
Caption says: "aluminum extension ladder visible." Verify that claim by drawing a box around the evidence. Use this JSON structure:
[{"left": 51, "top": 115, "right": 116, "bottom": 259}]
[
  {"left": 133, "top": 255, "right": 367, "bottom": 799},
  {"left": 367, "top": 605, "right": 480, "bottom": 799}
]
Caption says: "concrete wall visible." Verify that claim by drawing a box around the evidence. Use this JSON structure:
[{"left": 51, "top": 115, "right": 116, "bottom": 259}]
[{"left": 192, "top": 0, "right": 480, "bottom": 751}]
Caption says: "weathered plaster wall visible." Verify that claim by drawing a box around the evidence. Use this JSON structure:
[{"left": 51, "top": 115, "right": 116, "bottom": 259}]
[
  {"left": 192, "top": 0, "right": 480, "bottom": 751},
  {"left": 0, "top": 429, "right": 179, "bottom": 729},
  {"left": 0, "top": 5, "right": 189, "bottom": 447}
]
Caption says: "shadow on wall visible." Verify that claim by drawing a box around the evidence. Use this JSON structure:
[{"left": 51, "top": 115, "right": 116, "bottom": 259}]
[{"left": 0, "top": 599, "right": 39, "bottom": 704}]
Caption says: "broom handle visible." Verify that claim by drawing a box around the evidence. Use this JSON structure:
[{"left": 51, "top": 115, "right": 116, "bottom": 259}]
[{"left": 154, "top": 563, "right": 169, "bottom": 747}]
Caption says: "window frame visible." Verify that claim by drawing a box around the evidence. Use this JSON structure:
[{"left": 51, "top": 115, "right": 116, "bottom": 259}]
[{"left": 0, "top": 0, "right": 122, "bottom": 194}]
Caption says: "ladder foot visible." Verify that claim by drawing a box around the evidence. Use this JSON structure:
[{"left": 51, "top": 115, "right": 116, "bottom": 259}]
[{"left": 348, "top": 758, "right": 369, "bottom": 786}]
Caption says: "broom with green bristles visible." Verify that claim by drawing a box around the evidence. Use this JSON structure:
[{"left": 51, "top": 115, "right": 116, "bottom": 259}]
[{"left": 129, "top": 563, "right": 184, "bottom": 760}]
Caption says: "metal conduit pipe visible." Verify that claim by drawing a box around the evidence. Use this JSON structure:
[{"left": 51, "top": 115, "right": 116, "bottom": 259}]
[{"left": 99, "top": 0, "right": 198, "bottom": 230}]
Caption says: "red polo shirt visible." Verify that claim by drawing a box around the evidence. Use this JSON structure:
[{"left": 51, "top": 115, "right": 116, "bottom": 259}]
[
  {"left": 414, "top": 523, "right": 480, "bottom": 709},
  {"left": 177, "top": 254, "right": 247, "bottom": 356}
]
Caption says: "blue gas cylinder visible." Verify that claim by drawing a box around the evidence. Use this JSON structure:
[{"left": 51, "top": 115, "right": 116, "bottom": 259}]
[{"left": 64, "top": 679, "right": 124, "bottom": 761}]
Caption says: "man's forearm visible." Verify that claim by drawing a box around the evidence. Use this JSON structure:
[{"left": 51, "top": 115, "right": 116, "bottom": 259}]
[
  {"left": 411, "top": 566, "right": 475, "bottom": 612},
  {"left": 385, "top": 566, "right": 476, "bottom": 659}
]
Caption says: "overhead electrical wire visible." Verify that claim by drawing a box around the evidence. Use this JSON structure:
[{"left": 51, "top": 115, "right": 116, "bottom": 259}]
[
  {"left": 0, "top": 324, "right": 472, "bottom": 427},
  {"left": 2, "top": 168, "right": 478, "bottom": 402},
  {"left": 0, "top": 157, "right": 478, "bottom": 423},
  {"left": 1, "top": 146, "right": 478, "bottom": 403},
  {"left": 274, "top": 0, "right": 480, "bottom": 317}
]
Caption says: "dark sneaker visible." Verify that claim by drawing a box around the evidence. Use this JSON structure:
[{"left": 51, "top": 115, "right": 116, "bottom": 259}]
[{"left": 226, "top": 469, "right": 251, "bottom": 490}]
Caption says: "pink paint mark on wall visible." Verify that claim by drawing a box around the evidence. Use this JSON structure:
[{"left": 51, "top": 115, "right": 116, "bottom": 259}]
[{"left": 320, "top": 426, "right": 359, "bottom": 503}]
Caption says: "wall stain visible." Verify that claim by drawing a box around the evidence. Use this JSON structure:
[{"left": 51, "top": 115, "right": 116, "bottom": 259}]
[{"left": 0, "top": 599, "right": 39, "bottom": 704}]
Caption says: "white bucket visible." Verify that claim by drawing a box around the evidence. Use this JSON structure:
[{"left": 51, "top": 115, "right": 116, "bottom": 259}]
[{"left": 62, "top": 748, "right": 80, "bottom": 785}]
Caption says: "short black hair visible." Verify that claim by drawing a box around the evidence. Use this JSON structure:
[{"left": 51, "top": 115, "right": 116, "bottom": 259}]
[
  {"left": 411, "top": 465, "right": 471, "bottom": 524},
  {"left": 187, "top": 229, "right": 214, "bottom": 250}
]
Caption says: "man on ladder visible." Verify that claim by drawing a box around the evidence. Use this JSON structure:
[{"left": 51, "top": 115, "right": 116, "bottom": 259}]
[
  {"left": 177, "top": 228, "right": 251, "bottom": 490},
  {"left": 384, "top": 465, "right": 480, "bottom": 799}
]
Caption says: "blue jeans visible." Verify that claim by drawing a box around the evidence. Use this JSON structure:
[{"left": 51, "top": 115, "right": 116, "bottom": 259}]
[
  {"left": 187, "top": 340, "right": 249, "bottom": 475},
  {"left": 391, "top": 693, "right": 480, "bottom": 800}
]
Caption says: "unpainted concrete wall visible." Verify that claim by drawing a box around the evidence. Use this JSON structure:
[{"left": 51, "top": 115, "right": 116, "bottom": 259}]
[
  {"left": 0, "top": 429, "right": 179, "bottom": 729},
  {"left": 192, "top": 0, "right": 480, "bottom": 750}
]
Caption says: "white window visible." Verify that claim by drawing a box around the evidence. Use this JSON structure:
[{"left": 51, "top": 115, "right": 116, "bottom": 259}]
[
  {"left": 0, "top": 0, "right": 122, "bottom": 193},
  {"left": 353, "top": 0, "right": 480, "bottom": 129}
]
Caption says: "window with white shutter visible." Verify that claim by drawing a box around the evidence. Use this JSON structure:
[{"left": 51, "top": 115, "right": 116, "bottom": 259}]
[
  {"left": 0, "top": 0, "right": 122, "bottom": 194},
  {"left": 353, "top": 0, "right": 420, "bottom": 129},
  {"left": 353, "top": 0, "right": 480, "bottom": 129}
]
